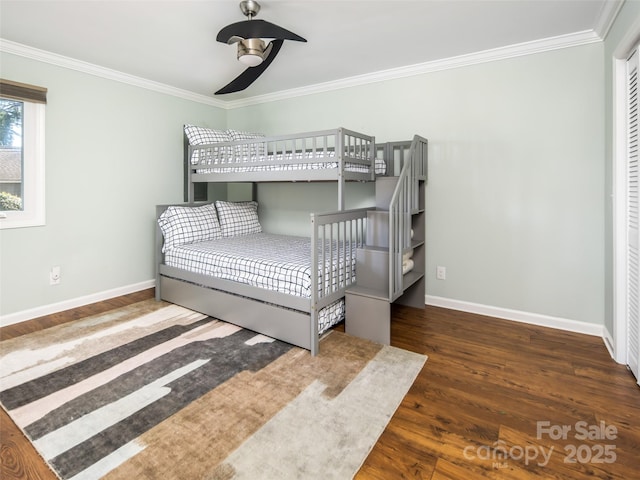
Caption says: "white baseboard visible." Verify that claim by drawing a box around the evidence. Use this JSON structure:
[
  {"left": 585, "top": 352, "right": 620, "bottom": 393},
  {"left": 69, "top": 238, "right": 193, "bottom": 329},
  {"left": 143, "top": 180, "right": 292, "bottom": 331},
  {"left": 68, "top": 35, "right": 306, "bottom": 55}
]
[
  {"left": 602, "top": 328, "right": 618, "bottom": 362},
  {"left": 0, "top": 280, "right": 156, "bottom": 327},
  {"left": 1, "top": 287, "right": 607, "bottom": 343},
  {"left": 425, "top": 295, "right": 605, "bottom": 337}
]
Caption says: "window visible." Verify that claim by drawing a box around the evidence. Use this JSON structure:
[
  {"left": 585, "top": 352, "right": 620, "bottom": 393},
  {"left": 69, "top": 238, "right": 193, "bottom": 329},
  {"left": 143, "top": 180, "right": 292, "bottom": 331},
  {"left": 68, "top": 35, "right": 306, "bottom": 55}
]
[{"left": 0, "top": 79, "right": 46, "bottom": 229}]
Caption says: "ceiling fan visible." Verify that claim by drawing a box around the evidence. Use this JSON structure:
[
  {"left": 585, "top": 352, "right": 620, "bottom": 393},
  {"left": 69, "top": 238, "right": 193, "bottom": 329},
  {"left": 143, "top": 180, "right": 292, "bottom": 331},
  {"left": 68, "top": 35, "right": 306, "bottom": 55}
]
[{"left": 215, "top": 0, "right": 307, "bottom": 95}]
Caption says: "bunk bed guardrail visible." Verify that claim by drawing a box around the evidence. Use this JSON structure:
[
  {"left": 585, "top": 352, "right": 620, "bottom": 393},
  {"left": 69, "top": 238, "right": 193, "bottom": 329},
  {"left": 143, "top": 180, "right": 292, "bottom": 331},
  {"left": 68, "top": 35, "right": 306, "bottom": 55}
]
[
  {"left": 388, "top": 135, "right": 428, "bottom": 301},
  {"left": 188, "top": 128, "right": 375, "bottom": 177},
  {"left": 189, "top": 128, "right": 373, "bottom": 165},
  {"left": 186, "top": 127, "right": 379, "bottom": 211},
  {"left": 310, "top": 207, "right": 369, "bottom": 353}
]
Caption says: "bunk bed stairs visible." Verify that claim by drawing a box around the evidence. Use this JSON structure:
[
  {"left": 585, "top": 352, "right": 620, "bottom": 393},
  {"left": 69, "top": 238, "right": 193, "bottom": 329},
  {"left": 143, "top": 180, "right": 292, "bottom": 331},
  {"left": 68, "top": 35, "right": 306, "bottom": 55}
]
[{"left": 345, "top": 136, "right": 428, "bottom": 345}]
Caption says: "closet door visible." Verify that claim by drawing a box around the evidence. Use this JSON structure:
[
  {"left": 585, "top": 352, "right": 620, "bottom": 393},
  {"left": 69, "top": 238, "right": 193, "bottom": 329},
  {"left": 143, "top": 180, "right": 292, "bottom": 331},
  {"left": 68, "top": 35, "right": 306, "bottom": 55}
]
[{"left": 626, "top": 49, "right": 640, "bottom": 383}]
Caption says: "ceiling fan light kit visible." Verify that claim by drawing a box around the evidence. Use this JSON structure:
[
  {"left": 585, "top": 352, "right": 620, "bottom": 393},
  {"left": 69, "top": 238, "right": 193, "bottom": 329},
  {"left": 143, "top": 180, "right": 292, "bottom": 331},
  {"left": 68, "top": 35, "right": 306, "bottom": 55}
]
[
  {"left": 215, "top": 0, "right": 306, "bottom": 95},
  {"left": 237, "top": 38, "right": 266, "bottom": 66}
]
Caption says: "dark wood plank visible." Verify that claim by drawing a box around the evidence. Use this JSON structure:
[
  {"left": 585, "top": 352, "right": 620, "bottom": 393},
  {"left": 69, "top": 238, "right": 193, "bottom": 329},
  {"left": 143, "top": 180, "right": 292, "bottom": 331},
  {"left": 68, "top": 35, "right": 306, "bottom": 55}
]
[
  {"left": 0, "top": 289, "right": 154, "bottom": 341},
  {"left": 357, "top": 304, "right": 640, "bottom": 479},
  {"left": 0, "top": 426, "right": 56, "bottom": 480},
  {"left": 2, "top": 294, "right": 640, "bottom": 480}
]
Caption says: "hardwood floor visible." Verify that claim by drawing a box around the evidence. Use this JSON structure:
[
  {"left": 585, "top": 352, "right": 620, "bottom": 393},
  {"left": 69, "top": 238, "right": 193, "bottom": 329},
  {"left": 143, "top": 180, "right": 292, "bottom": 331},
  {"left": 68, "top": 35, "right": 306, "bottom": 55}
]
[
  {"left": 1, "top": 291, "right": 639, "bottom": 479},
  {"left": 357, "top": 305, "right": 640, "bottom": 479}
]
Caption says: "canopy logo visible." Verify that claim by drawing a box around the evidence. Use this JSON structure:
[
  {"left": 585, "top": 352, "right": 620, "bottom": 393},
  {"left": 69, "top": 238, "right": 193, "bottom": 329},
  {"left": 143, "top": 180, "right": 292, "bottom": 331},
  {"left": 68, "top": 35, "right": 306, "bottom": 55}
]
[{"left": 463, "top": 441, "right": 553, "bottom": 468}]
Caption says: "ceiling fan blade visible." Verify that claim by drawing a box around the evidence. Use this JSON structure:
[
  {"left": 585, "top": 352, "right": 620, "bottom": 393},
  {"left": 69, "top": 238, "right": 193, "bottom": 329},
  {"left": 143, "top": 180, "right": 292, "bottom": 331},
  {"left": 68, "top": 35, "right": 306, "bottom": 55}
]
[
  {"left": 217, "top": 19, "right": 306, "bottom": 44},
  {"left": 215, "top": 40, "right": 283, "bottom": 95}
]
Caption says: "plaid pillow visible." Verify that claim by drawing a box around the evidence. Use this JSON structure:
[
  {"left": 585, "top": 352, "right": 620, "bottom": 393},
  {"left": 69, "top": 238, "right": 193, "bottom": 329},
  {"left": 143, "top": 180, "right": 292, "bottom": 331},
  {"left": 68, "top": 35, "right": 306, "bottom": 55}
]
[
  {"left": 227, "top": 129, "right": 266, "bottom": 157},
  {"left": 184, "top": 125, "right": 230, "bottom": 165},
  {"left": 215, "top": 200, "right": 262, "bottom": 237},
  {"left": 158, "top": 203, "right": 221, "bottom": 252},
  {"left": 185, "top": 125, "right": 229, "bottom": 145}
]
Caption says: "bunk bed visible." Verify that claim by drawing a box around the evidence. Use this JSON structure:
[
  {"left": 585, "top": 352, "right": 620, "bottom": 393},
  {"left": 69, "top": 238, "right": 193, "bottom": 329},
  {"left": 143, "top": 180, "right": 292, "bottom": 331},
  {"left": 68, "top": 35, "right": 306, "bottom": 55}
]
[
  {"left": 157, "top": 127, "right": 378, "bottom": 355},
  {"left": 155, "top": 125, "right": 426, "bottom": 356},
  {"left": 156, "top": 202, "right": 368, "bottom": 356},
  {"left": 184, "top": 126, "right": 384, "bottom": 209}
]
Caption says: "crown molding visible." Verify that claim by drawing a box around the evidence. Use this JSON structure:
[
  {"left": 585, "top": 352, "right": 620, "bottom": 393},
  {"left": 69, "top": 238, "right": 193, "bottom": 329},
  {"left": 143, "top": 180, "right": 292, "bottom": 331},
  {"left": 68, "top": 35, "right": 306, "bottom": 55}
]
[
  {"left": 0, "top": 39, "right": 227, "bottom": 109},
  {"left": 2, "top": 28, "right": 602, "bottom": 111},
  {"left": 226, "top": 29, "right": 602, "bottom": 108},
  {"left": 594, "top": 0, "right": 626, "bottom": 39}
]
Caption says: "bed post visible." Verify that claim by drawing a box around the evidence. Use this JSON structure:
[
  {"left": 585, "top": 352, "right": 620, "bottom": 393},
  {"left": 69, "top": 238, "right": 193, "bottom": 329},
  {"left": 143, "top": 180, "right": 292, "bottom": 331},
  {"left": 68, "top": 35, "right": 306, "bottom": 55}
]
[
  {"left": 310, "top": 212, "right": 320, "bottom": 356},
  {"left": 155, "top": 205, "right": 166, "bottom": 301},
  {"left": 183, "top": 132, "right": 192, "bottom": 203},
  {"left": 337, "top": 128, "right": 345, "bottom": 211}
]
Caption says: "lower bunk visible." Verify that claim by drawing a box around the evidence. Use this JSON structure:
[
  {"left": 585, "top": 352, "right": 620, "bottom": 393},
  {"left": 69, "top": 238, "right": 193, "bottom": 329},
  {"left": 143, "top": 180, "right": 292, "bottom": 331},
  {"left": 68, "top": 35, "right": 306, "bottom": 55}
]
[{"left": 155, "top": 201, "right": 368, "bottom": 355}]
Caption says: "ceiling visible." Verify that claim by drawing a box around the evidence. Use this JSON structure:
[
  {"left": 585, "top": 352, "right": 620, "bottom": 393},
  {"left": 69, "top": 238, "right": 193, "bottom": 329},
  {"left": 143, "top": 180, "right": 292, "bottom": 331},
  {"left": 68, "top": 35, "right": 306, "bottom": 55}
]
[{"left": 0, "top": 1, "right": 621, "bottom": 104}]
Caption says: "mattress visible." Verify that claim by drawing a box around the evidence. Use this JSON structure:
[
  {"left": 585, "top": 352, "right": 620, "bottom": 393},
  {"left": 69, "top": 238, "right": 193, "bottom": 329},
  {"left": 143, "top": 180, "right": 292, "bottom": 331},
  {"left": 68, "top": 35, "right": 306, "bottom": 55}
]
[
  {"left": 164, "top": 233, "right": 357, "bottom": 333},
  {"left": 192, "top": 151, "right": 387, "bottom": 175}
]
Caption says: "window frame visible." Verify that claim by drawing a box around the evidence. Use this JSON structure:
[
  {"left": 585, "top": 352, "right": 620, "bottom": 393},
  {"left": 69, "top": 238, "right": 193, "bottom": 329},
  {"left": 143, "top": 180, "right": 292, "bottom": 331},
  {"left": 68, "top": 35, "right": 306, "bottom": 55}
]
[{"left": 0, "top": 99, "right": 46, "bottom": 229}]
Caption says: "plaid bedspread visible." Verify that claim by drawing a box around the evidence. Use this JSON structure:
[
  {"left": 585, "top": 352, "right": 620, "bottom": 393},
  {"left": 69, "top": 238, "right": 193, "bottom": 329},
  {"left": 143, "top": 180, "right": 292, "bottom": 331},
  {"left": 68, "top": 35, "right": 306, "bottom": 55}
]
[
  {"left": 164, "top": 233, "right": 356, "bottom": 333},
  {"left": 165, "top": 233, "right": 356, "bottom": 298}
]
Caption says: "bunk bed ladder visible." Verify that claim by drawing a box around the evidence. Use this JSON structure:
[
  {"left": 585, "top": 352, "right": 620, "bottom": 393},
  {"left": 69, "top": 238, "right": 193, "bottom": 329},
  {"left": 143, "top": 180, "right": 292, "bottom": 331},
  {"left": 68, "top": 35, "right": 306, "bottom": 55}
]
[{"left": 345, "top": 135, "right": 428, "bottom": 345}]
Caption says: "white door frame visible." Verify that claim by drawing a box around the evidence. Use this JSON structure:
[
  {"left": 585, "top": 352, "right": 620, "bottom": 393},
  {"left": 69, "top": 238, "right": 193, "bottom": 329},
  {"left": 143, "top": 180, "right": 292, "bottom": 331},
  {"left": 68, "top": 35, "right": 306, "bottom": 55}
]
[{"left": 613, "top": 16, "right": 640, "bottom": 366}]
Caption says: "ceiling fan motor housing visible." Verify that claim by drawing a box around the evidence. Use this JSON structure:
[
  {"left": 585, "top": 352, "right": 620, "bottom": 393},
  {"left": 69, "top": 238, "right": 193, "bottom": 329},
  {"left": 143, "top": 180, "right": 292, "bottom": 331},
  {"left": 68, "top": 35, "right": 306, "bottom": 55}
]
[{"left": 237, "top": 38, "right": 266, "bottom": 66}]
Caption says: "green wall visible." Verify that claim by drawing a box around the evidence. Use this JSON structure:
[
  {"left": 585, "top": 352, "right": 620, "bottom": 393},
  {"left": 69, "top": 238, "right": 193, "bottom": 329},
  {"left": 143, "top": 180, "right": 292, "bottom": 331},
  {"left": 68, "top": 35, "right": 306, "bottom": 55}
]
[
  {"left": 2, "top": 20, "right": 629, "bottom": 331},
  {"left": 229, "top": 43, "right": 606, "bottom": 326},
  {"left": 0, "top": 52, "right": 226, "bottom": 318}
]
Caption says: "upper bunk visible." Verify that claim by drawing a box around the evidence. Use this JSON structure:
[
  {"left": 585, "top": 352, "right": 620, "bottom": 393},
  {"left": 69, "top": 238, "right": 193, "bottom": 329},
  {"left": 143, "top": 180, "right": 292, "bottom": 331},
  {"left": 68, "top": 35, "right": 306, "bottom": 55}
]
[{"left": 184, "top": 125, "right": 384, "bottom": 206}]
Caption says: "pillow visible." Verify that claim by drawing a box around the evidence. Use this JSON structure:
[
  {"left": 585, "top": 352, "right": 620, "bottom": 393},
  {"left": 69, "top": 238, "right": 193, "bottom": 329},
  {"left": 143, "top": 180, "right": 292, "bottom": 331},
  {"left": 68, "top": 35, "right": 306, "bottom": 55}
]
[
  {"left": 226, "top": 129, "right": 266, "bottom": 157},
  {"left": 157, "top": 203, "right": 221, "bottom": 252},
  {"left": 184, "top": 125, "right": 230, "bottom": 165},
  {"left": 215, "top": 200, "right": 262, "bottom": 237},
  {"left": 184, "top": 124, "right": 229, "bottom": 145}
]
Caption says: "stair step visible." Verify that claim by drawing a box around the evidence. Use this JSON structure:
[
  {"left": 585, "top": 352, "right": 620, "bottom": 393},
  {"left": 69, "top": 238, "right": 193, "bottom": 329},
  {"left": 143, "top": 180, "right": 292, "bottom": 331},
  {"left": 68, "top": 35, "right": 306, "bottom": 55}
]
[
  {"left": 359, "top": 245, "right": 387, "bottom": 252},
  {"left": 346, "top": 284, "right": 389, "bottom": 301},
  {"left": 403, "top": 271, "right": 425, "bottom": 291}
]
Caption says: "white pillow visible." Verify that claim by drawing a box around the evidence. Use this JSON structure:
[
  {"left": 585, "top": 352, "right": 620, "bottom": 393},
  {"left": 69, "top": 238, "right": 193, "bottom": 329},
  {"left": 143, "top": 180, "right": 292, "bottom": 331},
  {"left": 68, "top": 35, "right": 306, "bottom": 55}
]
[
  {"left": 184, "top": 125, "right": 230, "bottom": 165},
  {"left": 158, "top": 203, "right": 221, "bottom": 252},
  {"left": 185, "top": 125, "right": 229, "bottom": 145},
  {"left": 215, "top": 200, "right": 262, "bottom": 237},
  {"left": 226, "top": 129, "right": 266, "bottom": 157}
]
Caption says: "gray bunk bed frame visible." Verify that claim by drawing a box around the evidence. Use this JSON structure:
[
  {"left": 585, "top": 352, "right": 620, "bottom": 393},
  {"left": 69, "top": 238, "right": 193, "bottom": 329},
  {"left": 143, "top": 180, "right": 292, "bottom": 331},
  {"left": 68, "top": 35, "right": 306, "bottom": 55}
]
[
  {"left": 156, "top": 205, "right": 368, "bottom": 356},
  {"left": 155, "top": 127, "right": 424, "bottom": 355},
  {"left": 157, "top": 128, "right": 376, "bottom": 355},
  {"left": 185, "top": 127, "right": 380, "bottom": 210}
]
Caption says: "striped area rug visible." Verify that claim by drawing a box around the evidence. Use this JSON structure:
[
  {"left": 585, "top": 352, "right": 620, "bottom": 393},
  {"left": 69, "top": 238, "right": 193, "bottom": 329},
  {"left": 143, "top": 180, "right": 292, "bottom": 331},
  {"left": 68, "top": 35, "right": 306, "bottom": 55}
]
[{"left": 0, "top": 299, "right": 426, "bottom": 479}]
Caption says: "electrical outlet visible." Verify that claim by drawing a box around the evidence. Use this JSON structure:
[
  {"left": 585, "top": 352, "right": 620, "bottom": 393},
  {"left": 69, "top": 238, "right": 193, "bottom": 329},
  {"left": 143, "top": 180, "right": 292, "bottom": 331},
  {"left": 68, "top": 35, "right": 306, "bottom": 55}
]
[
  {"left": 436, "top": 265, "right": 446, "bottom": 280},
  {"left": 50, "top": 265, "right": 61, "bottom": 285}
]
